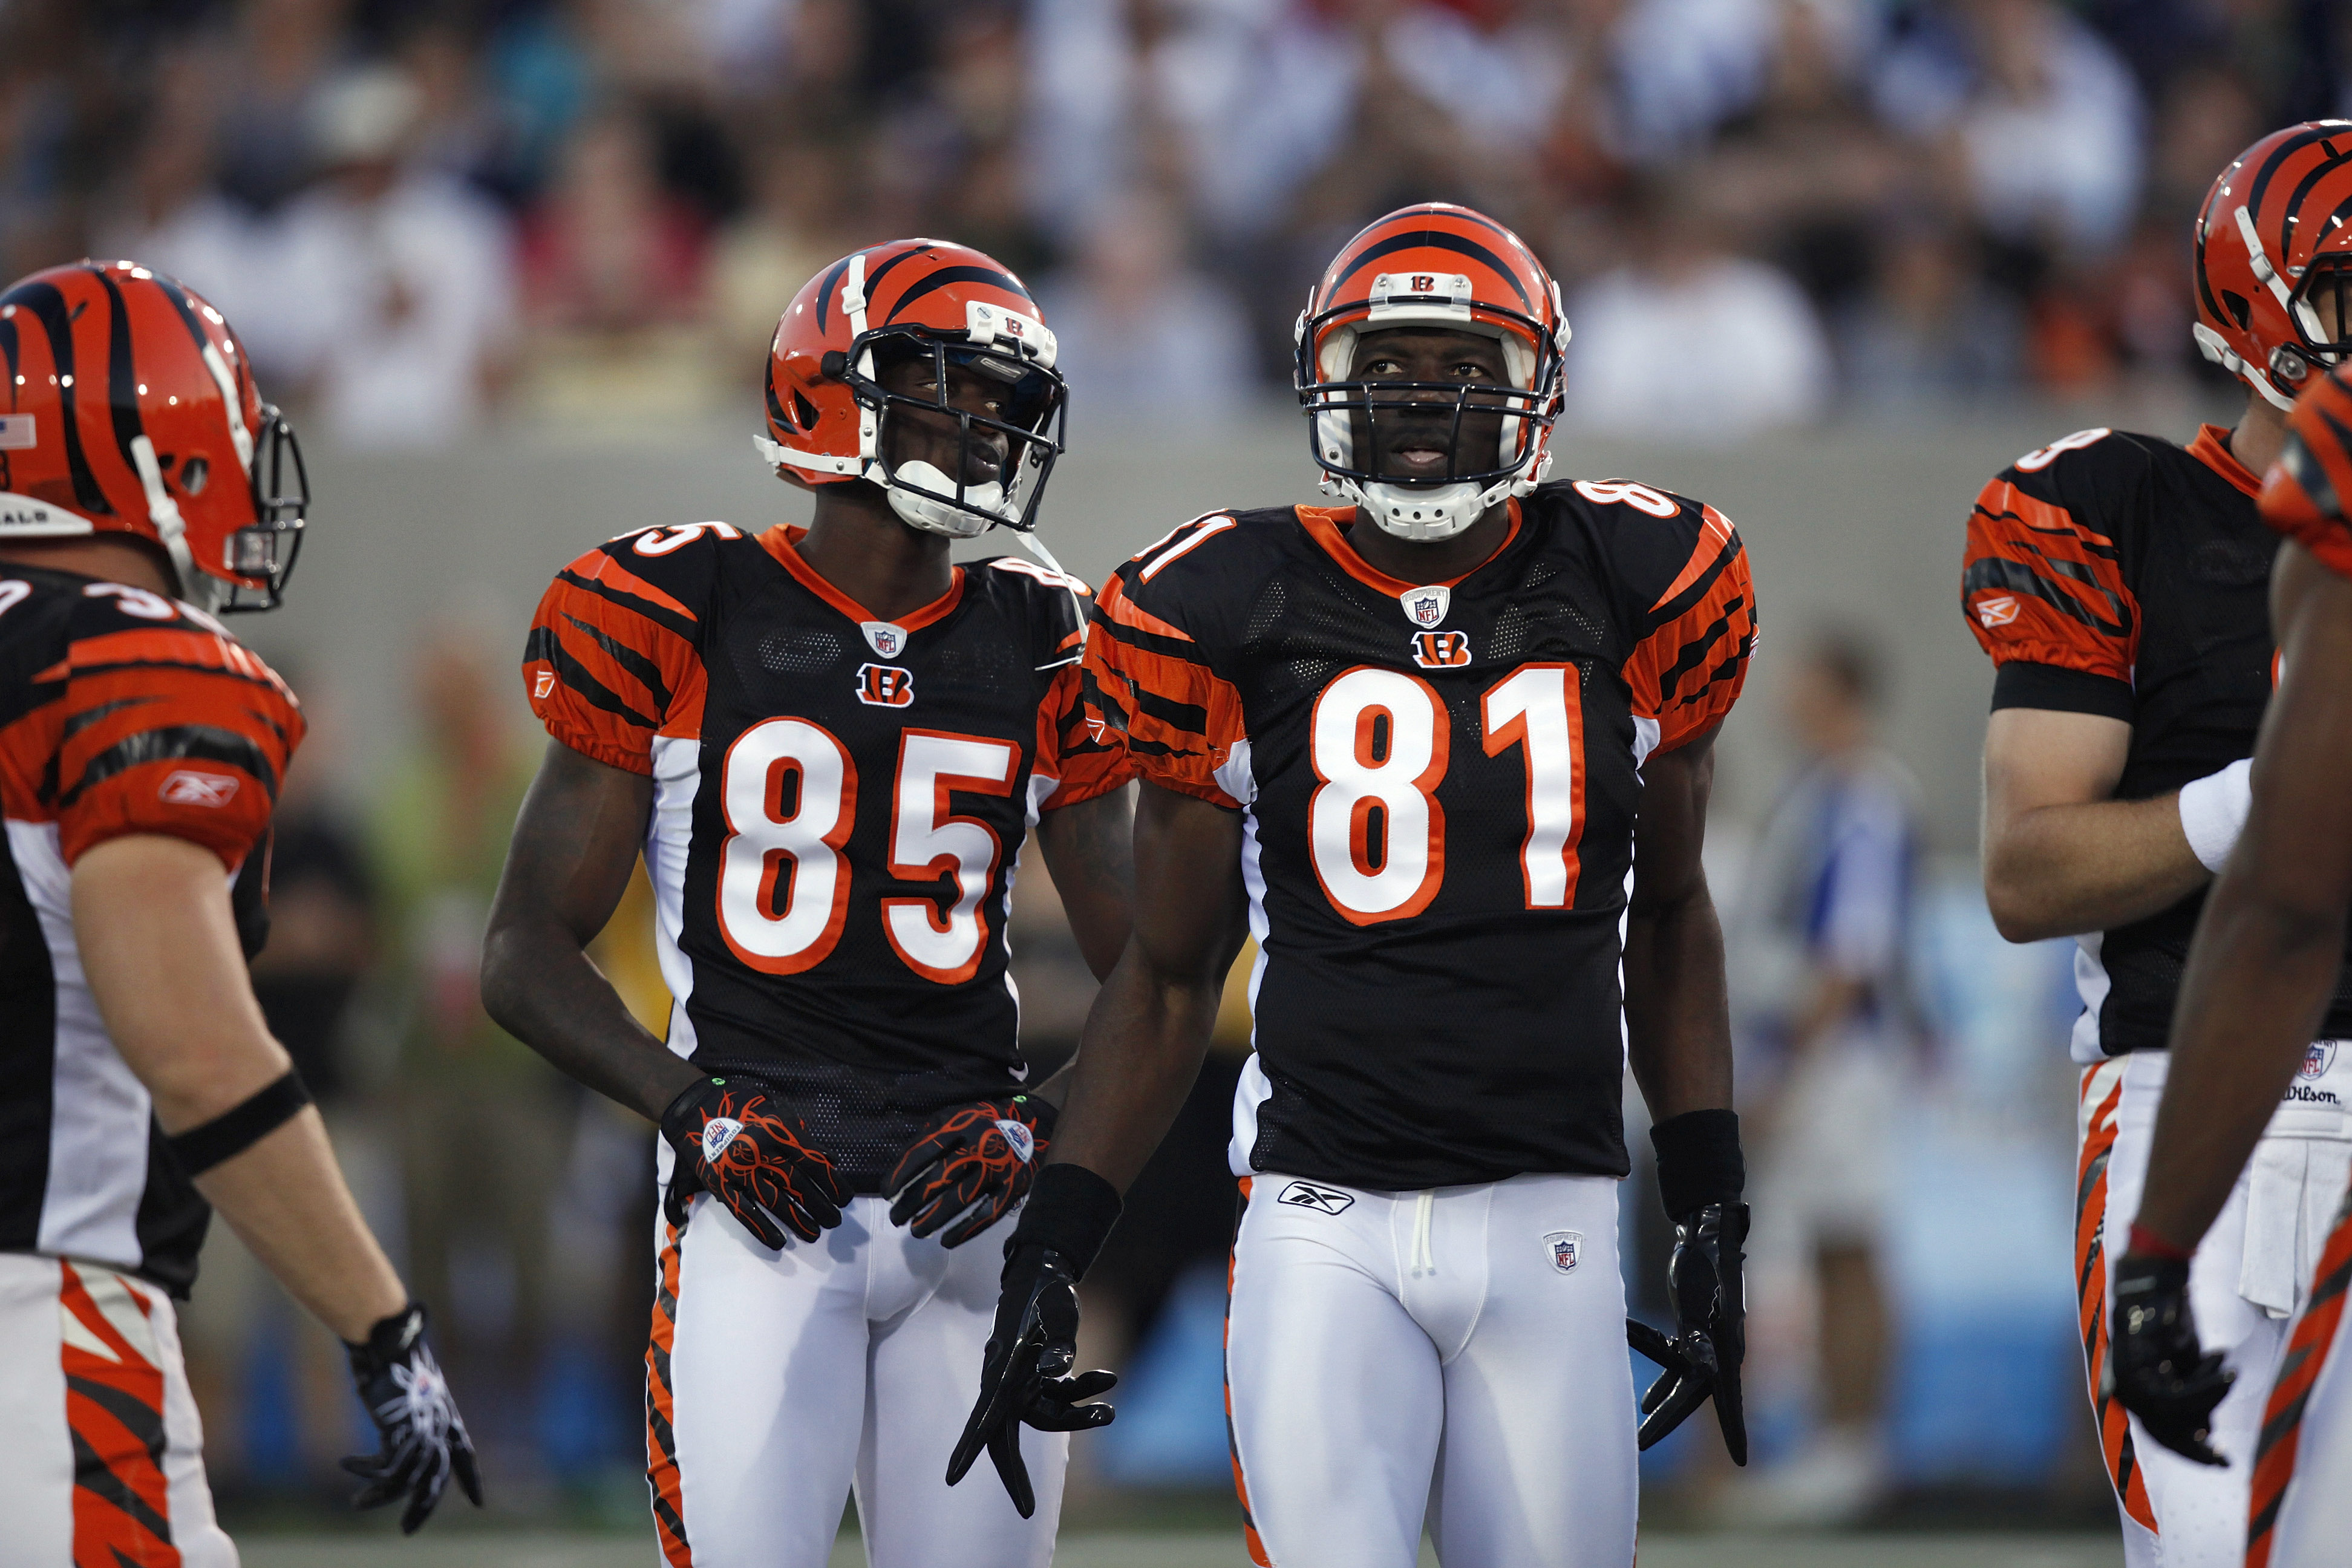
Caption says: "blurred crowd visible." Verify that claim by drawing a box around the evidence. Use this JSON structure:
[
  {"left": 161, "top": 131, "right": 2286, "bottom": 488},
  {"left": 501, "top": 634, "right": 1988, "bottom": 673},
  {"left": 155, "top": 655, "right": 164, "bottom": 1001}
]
[{"left": 4, "top": 0, "right": 2348, "bottom": 451}]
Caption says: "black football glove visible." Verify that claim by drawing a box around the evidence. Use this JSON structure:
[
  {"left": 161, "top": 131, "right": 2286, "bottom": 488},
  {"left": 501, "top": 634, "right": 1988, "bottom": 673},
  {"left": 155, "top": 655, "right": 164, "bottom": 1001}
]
[
  {"left": 659, "top": 1075, "right": 849, "bottom": 1247},
  {"left": 342, "top": 1303, "right": 482, "bottom": 1534},
  {"left": 2108, "top": 1251, "right": 2233, "bottom": 1465},
  {"left": 946, "top": 1243, "right": 1117, "bottom": 1517},
  {"left": 1628, "top": 1200, "right": 1749, "bottom": 1464},
  {"left": 886, "top": 1095, "right": 1056, "bottom": 1247}
]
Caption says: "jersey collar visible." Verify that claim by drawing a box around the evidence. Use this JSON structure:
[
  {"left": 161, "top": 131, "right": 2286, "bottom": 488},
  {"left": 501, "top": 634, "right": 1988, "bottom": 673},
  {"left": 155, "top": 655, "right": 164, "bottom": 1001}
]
[
  {"left": 760, "top": 525, "right": 965, "bottom": 631},
  {"left": 1293, "top": 498, "right": 1524, "bottom": 598},
  {"left": 2187, "top": 424, "right": 2263, "bottom": 498}
]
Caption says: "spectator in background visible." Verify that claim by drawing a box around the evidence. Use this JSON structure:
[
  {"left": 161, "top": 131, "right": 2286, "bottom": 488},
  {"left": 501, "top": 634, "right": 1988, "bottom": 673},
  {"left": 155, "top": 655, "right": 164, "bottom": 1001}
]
[
  {"left": 1561, "top": 169, "right": 1832, "bottom": 440},
  {"left": 1837, "top": 209, "right": 2020, "bottom": 413},
  {"left": 516, "top": 102, "right": 718, "bottom": 422},
  {"left": 710, "top": 136, "right": 852, "bottom": 388},
  {"left": 1725, "top": 630, "right": 1924, "bottom": 1526},
  {"left": 215, "top": 0, "right": 349, "bottom": 214},
  {"left": 1037, "top": 190, "right": 1253, "bottom": 428},
  {"left": 1872, "top": 0, "right": 2143, "bottom": 261},
  {"left": 273, "top": 65, "right": 518, "bottom": 448},
  {"left": 373, "top": 615, "right": 555, "bottom": 1475}
]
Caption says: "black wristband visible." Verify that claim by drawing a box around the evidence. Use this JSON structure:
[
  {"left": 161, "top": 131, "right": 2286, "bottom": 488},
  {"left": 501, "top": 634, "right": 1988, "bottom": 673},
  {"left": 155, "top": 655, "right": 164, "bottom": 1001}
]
[
  {"left": 168, "top": 1068, "right": 312, "bottom": 1177},
  {"left": 1006, "top": 1162, "right": 1121, "bottom": 1280},
  {"left": 1651, "top": 1108, "right": 1744, "bottom": 1220}
]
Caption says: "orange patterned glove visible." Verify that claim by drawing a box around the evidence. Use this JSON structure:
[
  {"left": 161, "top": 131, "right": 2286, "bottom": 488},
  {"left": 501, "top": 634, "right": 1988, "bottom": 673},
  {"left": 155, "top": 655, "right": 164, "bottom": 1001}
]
[
  {"left": 659, "top": 1076, "right": 849, "bottom": 1247},
  {"left": 884, "top": 1096, "right": 1056, "bottom": 1247}
]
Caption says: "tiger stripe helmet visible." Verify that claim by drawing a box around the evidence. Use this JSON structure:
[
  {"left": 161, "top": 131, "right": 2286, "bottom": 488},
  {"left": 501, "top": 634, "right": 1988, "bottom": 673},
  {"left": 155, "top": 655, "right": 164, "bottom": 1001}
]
[
  {"left": 2195, "top": 122, "right": 2352, "bottom": 411},
  {"left": 0, "top": 260, "right": 306, "bottom": 611},
  {"left": 1295, "top": 203, "right": 1568, "bottom": 542},
  {"left": 756, "top": 239, "right": 1066, "bottom": 541}
]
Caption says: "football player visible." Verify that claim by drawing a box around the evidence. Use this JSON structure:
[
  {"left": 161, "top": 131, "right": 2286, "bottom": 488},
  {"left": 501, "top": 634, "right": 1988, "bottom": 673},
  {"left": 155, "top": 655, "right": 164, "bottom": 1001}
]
[
  {"left": 2109, "top": 378, "right": 2352, "bottom": 1567},
  {"left": 1962, "top": 123, "right": 2352, "bottom": 1566},
  {"left": 479, "top": 240, "right": 1132, "bottom": 1568},
  {"left": 0, "top": 261, "right": 479, "bottom": 1562},
  {"left": 949, "top": 204, "right": 1758, "bottom": 1568}
]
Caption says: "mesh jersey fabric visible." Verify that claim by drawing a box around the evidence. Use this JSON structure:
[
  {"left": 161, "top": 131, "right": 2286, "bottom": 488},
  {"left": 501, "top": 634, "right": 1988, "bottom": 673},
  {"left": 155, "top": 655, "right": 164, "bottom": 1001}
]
[
  {"left": 524, "top": 523, "right": 1126, "bottom": 1190},
  {"left": 0, "top": 564, "right": 304, "bottom": 1295},
  {"left": 1960, "top": 425, "right": 2352, "bottom": 1056},
  {"left": 1087, "top": 485, "right": 1755, "bottom": 1191}
]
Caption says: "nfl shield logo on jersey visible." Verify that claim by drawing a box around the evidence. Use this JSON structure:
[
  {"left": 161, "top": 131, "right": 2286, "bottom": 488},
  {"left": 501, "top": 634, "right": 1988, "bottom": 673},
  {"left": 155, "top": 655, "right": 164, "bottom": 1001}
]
[
  {"left": 1544, "top": 1229, "right": 1581, "bottom": 1273},
  {"left": 2305, "top": 1041, "right": 2338, "bottom": 1080},
  {"left": 861, "top": 621, "right": 906, "bottom": 659},
  {"left": 1400, "top": 586, "right": 1451, "bottom": 628}
]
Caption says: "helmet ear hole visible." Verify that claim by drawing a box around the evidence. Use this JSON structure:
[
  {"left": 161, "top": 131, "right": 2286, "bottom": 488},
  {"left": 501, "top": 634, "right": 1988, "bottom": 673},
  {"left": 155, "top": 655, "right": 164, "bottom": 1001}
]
[
  {"left": 178, "top": 456, "right": 209, "bottom": 497},
  {"left": 2224, "top": 291, "right": 2253, "bottom": 329},
  {"left": 792, "top": 391, "right": 819, "bottom": 429}
]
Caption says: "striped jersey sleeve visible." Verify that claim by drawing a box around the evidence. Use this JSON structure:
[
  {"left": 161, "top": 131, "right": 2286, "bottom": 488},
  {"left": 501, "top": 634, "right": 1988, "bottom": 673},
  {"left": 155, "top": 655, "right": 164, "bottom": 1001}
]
[
  {"left": 1084, "top": 518, "right": 1249, "bottom": 808},
  {"left": 1622, "top": 503, "right": 1757, "bottom": 753},
  {"left": 0, "top": 589, "right": 304, "bottom": 868},
  {"left": 523, "top": 532, "right": 713, "bottom": 774},
  {"left": 1962, "top": 454, "right": 2139, "bottom": 686},
  {"left": 1033, "top": 659, "right": 1131, "bottom": 808}
]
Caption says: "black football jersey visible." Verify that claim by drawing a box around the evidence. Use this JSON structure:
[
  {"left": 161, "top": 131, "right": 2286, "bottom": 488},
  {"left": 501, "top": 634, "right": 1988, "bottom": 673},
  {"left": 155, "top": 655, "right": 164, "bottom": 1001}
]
[
  {"left": 1962, "top": 424, "right": 2352, "bottom": 1058},
  {"left": 524, "top": 523, "right": 1128, "bottom": 1188},
  {"left": 1087, "top": 485, "right": 1756, "bottom": 1191},
  {"left": 0, "top": 567, "right": 303, "bottom": 1295}
]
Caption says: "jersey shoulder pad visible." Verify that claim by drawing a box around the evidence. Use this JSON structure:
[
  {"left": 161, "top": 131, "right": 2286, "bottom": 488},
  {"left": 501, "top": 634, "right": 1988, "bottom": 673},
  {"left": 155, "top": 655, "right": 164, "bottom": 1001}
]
[
  {"left": 1988, "top": 427, "right": 2162, "bottom": 518},
  {"left": 1535, "top": 476, "right": 1727, "bottom": 613},
  {"left": 1102, "top": 508, "right": 1276, "bottom": 646},
  {"left": 977, "top": 555, "right": 1094, "bottom": 670},
  {"left": 583, "top": 520, "right": 749, "bottom": 602}
]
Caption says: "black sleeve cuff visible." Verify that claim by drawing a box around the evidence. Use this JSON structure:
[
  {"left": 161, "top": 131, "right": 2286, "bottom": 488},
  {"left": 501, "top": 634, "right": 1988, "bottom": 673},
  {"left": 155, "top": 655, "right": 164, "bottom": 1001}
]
[
  {"left": 1651, "top": 1109, "right": 1745, "bottom": 1220},
  {"left": 1008, "top": 1163, "right": 1122, "bottom": 1279},
  {"left": 1991, "top": 661, "right": 2133, "bottom": 721}
]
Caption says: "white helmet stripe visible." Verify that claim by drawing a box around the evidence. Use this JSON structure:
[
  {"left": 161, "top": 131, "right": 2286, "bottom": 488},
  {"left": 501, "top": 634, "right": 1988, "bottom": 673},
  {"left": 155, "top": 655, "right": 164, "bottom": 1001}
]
[
  {"left": 197, "top": 342, "right": 255, "bottom": 476},
  {"left": 2236, "top": 204, "right": 2298, "bottom": 310}
]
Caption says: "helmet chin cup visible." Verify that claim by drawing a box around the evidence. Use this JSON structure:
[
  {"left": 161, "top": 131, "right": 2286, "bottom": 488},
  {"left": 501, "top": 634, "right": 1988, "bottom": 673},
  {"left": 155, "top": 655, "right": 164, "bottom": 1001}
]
[
  {"left": 1353, "top": 479, "right": 1495, "bottom": 542},
  {"left": 884, "top": 459, "right": 1001, "bottom": 540}
]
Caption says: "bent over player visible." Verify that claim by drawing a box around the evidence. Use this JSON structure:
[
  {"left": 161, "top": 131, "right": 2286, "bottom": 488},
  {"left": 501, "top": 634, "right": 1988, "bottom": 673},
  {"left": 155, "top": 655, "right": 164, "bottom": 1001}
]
[
  {"left": 2111, "top": 371, "right": 2352, "bottom": 1568},
  {"left": 480, "top": 240, "right": 1131, "bottom": 1568},
  {"left": 1962, "top": 125, "right": 2352, "bottom": 1566},
  {"left": 950, "top": 204, "right": 1757, "bottom": 1568},
  {"left": 0, "top": 261, "right": 477, "bottom": 1562}
]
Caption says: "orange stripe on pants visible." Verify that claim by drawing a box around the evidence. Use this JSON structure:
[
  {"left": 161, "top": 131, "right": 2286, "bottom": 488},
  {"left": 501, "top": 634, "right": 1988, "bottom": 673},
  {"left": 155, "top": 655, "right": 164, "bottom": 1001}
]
[
  {"left": 1225, "top": 1177, "right": 1269, "bottom": 1567},
  {"left": 2077, "top": 1062, "right": 2157, "bottom": 1532},
  {"left": 59, "top": 1260, "right": 178, "bottom": 1568},
  {"left": 646, "top": 1222, "right": 691, "bottom": 1567},
  {"left": 2246, "top": 1187, "right": 2352, "bottom": 1568}
]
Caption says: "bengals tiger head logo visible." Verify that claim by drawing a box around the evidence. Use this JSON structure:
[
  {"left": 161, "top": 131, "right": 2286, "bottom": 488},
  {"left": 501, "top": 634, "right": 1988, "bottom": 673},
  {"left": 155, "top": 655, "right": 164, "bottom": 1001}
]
[{"left": 857, "top": 664, "right": 914, "bottom": 707}]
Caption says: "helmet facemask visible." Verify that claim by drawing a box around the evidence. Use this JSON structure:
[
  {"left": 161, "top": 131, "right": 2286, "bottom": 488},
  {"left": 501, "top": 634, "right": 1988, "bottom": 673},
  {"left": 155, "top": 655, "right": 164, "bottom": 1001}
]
[
  {"left": 837, "top": 319, "right": 1065, "bottom": 541},
  {"left": 1298, "top": 273, "right": 1565, "bottom": 543},
  {"left": 211, "top": 405, "right": 309, "bottom": 612},
  {"left": 2288, "top": 251, "right": 2352, "bottom": 382}
]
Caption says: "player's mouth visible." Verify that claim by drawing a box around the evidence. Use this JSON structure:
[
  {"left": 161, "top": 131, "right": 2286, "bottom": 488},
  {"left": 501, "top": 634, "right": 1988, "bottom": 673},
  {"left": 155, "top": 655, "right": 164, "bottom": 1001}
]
[{"left": 1385, "top": 437, "right": 1454, "bottom": 477}]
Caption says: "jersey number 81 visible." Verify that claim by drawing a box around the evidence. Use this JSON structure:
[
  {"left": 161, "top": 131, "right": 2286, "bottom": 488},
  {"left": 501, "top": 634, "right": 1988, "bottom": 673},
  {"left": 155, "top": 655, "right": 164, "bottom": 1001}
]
[{"left": 1308, "top": 664, "right": 1587, "bottom": 925}]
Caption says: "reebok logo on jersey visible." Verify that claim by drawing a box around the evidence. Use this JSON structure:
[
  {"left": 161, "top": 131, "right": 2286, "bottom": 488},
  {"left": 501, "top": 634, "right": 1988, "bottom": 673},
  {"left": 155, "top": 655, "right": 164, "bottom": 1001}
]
[
  {"left": 1411, "top": 630, "right": 1472, "bottom": 668},
  {"left": 995, "top": 1119, "right": 1036, "bottom": 1163},
  {"left": 534, "top": 668, "right": 557, "bottom": 699},
  {"left": 857, "top": 664, "right": 914, "bottom": 707},
  {"left": 861, "top": 621, "right": 906, "bottom": 658},
  {"left": 1975, "top": 595, "right": 2019, "bottom": 628},
  {"left": 1399, "top": 585, "right": 1451, "bottom": 627},
  {"left": 1544, "top": 1229, "right": 1583, "bottom": 1273},
  {"left": 159, "top": 769, "right": 238, "bottom": 808},
  {"left": 1277, "top": 1180, "right": 1355, "bottom": 1216},
  {"left": 701, "top": 1117, "right": 743, "bottom": 1163}
]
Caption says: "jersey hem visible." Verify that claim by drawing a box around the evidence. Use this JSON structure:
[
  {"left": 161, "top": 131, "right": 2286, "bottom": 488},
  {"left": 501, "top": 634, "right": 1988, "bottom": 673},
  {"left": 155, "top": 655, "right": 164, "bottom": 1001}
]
[
  {"left": 1990, "top": 661, "right": 2135, "bottom": 721},
  {"left": 545, "top": 722, "right": 654, "bottom": 776}
]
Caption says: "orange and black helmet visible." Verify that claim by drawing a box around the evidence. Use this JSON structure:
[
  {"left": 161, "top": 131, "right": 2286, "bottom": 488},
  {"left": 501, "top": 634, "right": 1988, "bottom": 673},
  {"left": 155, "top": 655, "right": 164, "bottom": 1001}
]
[
  {"left": 1295, "top": 203, "right": 1568, "bottom": 541},
  {"left": 2195, "top": 122, "right": 2352, "bottom": 410},
  {"left": 756, "top": 239, "right": 1065, "bottom": 541},
  {"left": 0, "top": 260, "right": 305, "bottom": 610}
]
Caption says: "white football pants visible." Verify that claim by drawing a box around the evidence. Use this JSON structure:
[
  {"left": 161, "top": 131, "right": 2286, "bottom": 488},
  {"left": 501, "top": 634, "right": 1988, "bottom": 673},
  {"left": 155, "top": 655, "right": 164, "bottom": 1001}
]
[
  {"left": 647, "top": 1178, "right": 1065, "bottom": 1568},
  {"left": 0, "top": 1252, "right": 236, "bottom": 1567},
  {"left": 2079, "top": 1050, "right": 2352, "bottom": 1568},
  {"left": 1224, "top": 1171, "right": 1636, "bottom": 1568}
]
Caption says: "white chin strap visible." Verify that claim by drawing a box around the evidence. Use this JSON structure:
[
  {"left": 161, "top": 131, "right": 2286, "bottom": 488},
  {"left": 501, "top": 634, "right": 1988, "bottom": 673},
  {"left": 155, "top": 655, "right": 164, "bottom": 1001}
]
[{"left": 1333, "top": 478, "right": 1498, "bottom": 541}]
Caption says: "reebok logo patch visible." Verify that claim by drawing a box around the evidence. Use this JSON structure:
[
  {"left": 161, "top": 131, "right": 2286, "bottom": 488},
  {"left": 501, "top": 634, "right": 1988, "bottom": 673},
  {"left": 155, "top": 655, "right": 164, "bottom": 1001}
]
[
  {"left": 1277, "top": 1180, "right": 1355, "bottom": 1216},
  {"left": 1975, "top": 595, "right": 2019, "bottom": 628},
  {"left": 159, "top": 769, "right": 238, "bottom": 808}
]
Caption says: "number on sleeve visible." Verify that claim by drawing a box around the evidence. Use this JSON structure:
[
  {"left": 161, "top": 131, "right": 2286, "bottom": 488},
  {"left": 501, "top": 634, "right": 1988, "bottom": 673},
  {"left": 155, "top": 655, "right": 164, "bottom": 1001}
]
[
  {"left": 2013, "top": 428, "right": 2111, "bottom": 472},
  {"left": 1482, "top": 664, "right": 1586, "bottom": 907},
  {"left": 1307, "top": 667, "right": 1448, "bottom": 924},
  {"left": 633, "top": 521, "right": 743, "bottom": 556},
  {"left": 1570, "top": 480, "right": 1678, "bottom": 518},
  {"left": 714, "top": 718, "right": 858, "bottom": 974},
  {"left": 882, "top": 731, "right": 1019, "bottom": 984}
]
